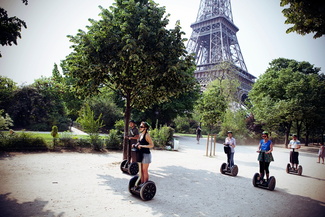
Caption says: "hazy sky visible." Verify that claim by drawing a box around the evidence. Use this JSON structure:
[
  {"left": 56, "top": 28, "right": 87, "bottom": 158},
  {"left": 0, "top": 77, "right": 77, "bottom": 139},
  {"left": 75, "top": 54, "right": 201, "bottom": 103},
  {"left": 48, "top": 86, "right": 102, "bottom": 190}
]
[{"left": 1, "top": 0, "right": 324, "bottom": 85}]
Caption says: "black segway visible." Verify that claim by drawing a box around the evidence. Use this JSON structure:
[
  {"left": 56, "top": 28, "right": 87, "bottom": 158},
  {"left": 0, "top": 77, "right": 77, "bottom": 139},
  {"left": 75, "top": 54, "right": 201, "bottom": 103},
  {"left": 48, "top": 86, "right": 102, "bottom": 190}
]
[
  {"left": 286, "top": 148, "right": 303, "bottom": 175},
  {"left": 252, "top": 173, "right": 276, "bottom": 191},
  {"left": 128, "top": 145, "right": 156, "bottom": 201},
  {"left": 220, "top": 144, "right": 238, "bottom": 176},
  {"left": 252, "top": 152, "right": 276, "bottom": 191},
  {"left": 120, "top": 140, "right": 139, "bottom": 175}
]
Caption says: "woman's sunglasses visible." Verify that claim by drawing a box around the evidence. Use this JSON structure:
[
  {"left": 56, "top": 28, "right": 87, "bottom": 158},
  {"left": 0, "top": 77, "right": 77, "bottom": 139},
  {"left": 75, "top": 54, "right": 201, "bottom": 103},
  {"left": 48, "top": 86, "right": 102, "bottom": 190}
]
[{"left": 140, "top": 126, "right": 145, "bottom": 128}]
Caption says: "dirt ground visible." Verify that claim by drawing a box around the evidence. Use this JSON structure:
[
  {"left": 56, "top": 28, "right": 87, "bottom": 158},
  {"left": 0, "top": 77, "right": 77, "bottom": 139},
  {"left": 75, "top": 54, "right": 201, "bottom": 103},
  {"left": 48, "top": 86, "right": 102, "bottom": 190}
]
[{"left": 0, "top": 136, "right": 324, "bottom": 217}]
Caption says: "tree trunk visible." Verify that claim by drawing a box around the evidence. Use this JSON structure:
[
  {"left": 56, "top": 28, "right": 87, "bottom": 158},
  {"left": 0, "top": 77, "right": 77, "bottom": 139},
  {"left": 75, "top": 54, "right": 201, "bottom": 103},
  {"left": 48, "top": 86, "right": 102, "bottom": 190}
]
[
  {"left": 305, "top": 129, "right": 310, "bottom": 146},
  {"left": 284, "top": 121, "right": 292, "bottom": 148},
  {"left": 122, "top": 95, "right": 132, "bottom": 160}
]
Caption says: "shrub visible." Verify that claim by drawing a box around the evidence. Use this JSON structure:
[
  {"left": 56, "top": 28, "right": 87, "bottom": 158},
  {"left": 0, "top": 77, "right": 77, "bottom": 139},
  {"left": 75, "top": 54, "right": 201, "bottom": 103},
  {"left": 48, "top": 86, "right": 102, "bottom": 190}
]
[
  {"left": 151, "top": 126, "right": 174, "bottom": 148},
  {"left": 76, "top": 138, "right": 92, "bottom": 147},
  {"left": 59, "top": 131, "right": 77, "bottom": 148},
  {"left": 106, "top": 129, "right": 122, "bottom": 150},
  {"left": 0, "top": 132, "right": 48, "bottom": 151}
]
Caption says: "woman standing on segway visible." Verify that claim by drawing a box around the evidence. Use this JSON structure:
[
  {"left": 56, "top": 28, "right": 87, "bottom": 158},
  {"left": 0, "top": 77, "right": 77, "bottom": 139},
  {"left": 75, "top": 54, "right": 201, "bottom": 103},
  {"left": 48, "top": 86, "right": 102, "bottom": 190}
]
[
  {"left": 225, "top": 131, "right": 236, "bottom": 167},
  {"left": 135, "top": 122, "right": 154, "bottom": 184},
  {"left": 257, "top": 131, "right": 274, "bottom": 183}
]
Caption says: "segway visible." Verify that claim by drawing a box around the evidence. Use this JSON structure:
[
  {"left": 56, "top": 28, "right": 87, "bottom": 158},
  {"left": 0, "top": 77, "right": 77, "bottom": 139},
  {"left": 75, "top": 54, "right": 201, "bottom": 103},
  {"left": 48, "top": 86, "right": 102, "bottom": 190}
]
[
  {"left": 220, "top": 144, "right": 238, "bottom": 176},
  {"left": 286, "top": 148, "right": 303, "bottom": 175},
  {"left": 120, "top": 140, "right": 139, "bottom": 175},
  {"left": 252, "top": 173, "right": 276, "bottom": 191},
  {"left": 128, "top": 145, "right": 156, "bottom": 201},
  {"left": 252, "top": 152, "right": 276, "bottom": 191}
]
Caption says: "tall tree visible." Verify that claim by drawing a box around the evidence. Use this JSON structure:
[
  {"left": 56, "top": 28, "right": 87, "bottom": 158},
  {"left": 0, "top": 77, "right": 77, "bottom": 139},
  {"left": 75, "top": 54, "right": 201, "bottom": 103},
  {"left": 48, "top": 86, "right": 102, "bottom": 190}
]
[
  {"left": 64, "top": 0, "right": 197, "bottom": 159},
  {"left": 280, "top": 0, "right": 325, "bottom": 38},
  {"left": 195, "top": 79, "right": 228, "bottom": 133}
]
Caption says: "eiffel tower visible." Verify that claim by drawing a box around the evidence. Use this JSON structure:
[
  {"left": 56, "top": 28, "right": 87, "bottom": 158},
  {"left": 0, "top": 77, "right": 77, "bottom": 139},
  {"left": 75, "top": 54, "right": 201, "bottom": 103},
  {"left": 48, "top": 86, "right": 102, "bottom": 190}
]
[{"left": 187, "top": 0, "right": 256, "bottom": 102}]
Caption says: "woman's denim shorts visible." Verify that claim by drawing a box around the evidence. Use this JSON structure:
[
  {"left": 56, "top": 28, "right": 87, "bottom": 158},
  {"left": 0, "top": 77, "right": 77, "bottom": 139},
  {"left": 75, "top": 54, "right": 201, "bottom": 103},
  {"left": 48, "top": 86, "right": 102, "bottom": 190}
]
[{"left": 142, "top": 153, "right": 152, "bottom": 164}]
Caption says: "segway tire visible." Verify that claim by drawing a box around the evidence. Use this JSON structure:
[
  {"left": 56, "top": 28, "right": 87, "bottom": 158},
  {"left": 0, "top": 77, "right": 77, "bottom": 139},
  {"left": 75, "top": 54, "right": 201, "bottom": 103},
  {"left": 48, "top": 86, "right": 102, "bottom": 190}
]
[
  {"left": 220, "top": 163, "right": 227, "bottom": 174},
  {"left": 298, "top": 165, "right": 303, "bottom": 176},
  {"left": 286, "top": 163, "right": 291, "bottom": 173},
  {"left": 231, "top": 165, "right": 238, "bottom": 176},
  {"left": 128, "top": 162, "right": 139, "bottom": 175},
  {"left": 268, "top": 176, "right": 276, "bottom": 191},
  {"left": 140, "top": 181, "right": 156, "bottom": 201},
  {"left": 120, "top": 160, "right": 128, "bottom": 172},
  {"left": 128, "top": 176, "right": 139, "bottom": 195},
  {"left": 252, "top": 173, "right": 259, "bottom": 187}
]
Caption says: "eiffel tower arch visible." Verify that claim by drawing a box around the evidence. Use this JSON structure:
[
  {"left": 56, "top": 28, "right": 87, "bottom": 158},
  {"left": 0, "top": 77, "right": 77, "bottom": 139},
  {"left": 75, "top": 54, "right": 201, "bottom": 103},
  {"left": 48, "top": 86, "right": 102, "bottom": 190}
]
[{"left": 187, "top": 0, "right": 256, "bottom": 103}]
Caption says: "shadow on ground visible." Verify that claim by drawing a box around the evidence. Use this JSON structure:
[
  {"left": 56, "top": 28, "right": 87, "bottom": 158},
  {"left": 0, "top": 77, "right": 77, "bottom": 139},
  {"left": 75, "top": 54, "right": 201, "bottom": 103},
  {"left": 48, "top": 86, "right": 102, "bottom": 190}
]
[
  {"left": 98, "top": 165, "right": 325, "bottom": 217},
  {"left": 0, "top": 193, "right": 64, "bottom": 217}
]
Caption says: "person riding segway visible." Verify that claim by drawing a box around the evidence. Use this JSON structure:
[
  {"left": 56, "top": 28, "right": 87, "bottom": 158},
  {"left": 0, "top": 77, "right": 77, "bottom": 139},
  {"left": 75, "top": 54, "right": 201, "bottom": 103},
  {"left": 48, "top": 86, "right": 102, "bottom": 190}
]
[
  {"left": 120, "top": 120, "right": 139, "bottom": 175},
  {"left": 286, "top": 134, "right": 302, "bottom": 175},
  {"left": 220, "top": 131, "right": 238, "bottom": 176},
  {"left": 128, "top": 122, "right": 156, "bottom": 201},
  {"left": 252, "top": 131, "right": 276, "bottom": 191}
]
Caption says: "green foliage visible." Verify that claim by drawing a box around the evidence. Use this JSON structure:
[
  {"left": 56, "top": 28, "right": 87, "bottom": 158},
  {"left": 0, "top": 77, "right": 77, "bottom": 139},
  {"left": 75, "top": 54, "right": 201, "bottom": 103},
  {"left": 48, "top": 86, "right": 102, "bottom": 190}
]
[
  {"left": 221, "top": 109, "right": 249, "bottom": 142},
  {"left": 114, "top": 119, "right": 125, "bottom": 133},
  {"left": 0, "top": 76, "right": 17, "bottom": 111},
  {"left": 85, "top": 88, "right": 123, "bottom": 131},
  {"left": 132, "top": 85, "right": 200, "bottom": 127},
  {"left": 57, "top": 131, "right": 77, "bottom": 149},
  {"left": 8, "top": 79, "right": 70, "bottom": 131},
  {"left": 0, "top": 132, "right": 48, "bottom": 151},
  {"left": 77, "top": 104, "right": 104, "bottom": 151},
  {"left": 195, "top": 79, "right": 228, "bottom": 133},
  {"left": 173, "top": 115, "right": 198, "bottom": 134},
  {"left": 106, "top": 129, "right": 122, "bottom": 150},
  {"left": 77, "top": 104, "right": 104, "bottom": 135},
  {"left": 249, "top": 58, "right": 325, "bottom": 144},
  {"left": 0, "top": 110, "right": 13, "bottom": 131},
  {"left": 0, "top": 7, "right": 27, "bottom": 57},
  {"left": 150, "top": 125, "right": 174, "bottom": 148},
  {"left": 51, "top": 126, "right": 59, "bottom": 138},
  {"left": 280, "top": 0, "right": 325, "bottom": 38}
]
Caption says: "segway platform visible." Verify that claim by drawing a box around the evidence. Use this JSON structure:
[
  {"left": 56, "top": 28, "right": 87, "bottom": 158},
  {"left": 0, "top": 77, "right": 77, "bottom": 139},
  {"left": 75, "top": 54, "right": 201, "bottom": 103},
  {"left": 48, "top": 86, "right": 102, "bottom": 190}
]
[
  {"left": 129, "top": 175, "right": 156, "bottom": 201},
  {"left": 220, "top": 163, "right": 238, "bottom": 176},
  {"left": 252, "top": 173, "right": 276, "bottom": 191},
  {"left": 286, "top": 163, "right": 303, "bottom": 175},
  {"left": 120, "top": 148, "right": 140, "bottom": 175}
]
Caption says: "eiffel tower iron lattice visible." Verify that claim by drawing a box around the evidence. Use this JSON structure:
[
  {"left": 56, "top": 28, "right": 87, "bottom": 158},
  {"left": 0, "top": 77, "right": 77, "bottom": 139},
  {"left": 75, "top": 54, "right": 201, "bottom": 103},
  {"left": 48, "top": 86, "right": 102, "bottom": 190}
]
[{"left": 187, "top": 0, "right": 256, "bottom": 102}]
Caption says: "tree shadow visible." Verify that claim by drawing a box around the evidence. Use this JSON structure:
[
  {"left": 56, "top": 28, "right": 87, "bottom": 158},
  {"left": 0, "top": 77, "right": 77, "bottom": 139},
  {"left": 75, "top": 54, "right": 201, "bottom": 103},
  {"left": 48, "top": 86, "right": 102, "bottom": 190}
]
[
  {"left": 0, "top": 193, "right": 64, "bottom": 217},
  {"left": 97, "top": 165, "right": 324, "bottom": 217},
  {"left": 0, "top": 152, "right": 16, "bottom": 160}
]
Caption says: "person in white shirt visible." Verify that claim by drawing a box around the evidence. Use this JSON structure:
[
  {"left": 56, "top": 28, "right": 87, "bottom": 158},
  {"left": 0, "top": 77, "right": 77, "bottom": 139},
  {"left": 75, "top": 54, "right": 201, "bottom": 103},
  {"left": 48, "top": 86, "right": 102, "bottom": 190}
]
[
  {"left": 224, "top": 131, "right": 236, "bottom": 167},
  {"left": 288, "top": 134, "right": 301, "bottom": 169}
]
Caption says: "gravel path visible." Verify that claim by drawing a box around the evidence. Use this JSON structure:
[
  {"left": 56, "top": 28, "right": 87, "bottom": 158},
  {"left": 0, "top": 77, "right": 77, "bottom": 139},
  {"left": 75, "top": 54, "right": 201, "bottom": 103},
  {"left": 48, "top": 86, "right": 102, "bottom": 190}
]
[{"left": 0, "top": 136, "right": 324, "bottom": 217}]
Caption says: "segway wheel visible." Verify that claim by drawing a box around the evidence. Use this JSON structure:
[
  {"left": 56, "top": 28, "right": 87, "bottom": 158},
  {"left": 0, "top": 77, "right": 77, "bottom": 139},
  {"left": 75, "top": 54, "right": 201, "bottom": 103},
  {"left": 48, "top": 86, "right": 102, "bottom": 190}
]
[
  {"left": 252, "top": 173, "right": 259, "bottom": 187},
  {"left": 220, "top": 163, "right": 227, "bottom": 174},
  {"left": 298, "top": 165, "right": 303, "bottom": 176},
  {"left": 128, "top": 162, "right": 139, "bottom": 175},
  {"left": 267, "top": 176, "right": 276, "bottom": 191},
  {"left": 128, "top": 176, "right": 139, "bottom": 195},
  {"left": 140, "top": 181, "right": 156, "bottom": 201},
  {"left": 231, "top": 165, "right": 238, "bottom": 176},
  {"left": 120, "top": 160, "right": 128, "bottom": 172},
  {"left": 286, "top": 163, "right": 291, "bottom": 173}
]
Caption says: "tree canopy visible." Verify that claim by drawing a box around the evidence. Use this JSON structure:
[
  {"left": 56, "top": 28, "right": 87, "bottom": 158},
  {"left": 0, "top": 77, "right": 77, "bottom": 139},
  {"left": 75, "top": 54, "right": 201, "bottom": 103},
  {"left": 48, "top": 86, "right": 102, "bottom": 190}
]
[
  {"left": 280, "top": 0, "right": 325, "bottom": 38},
  {"left": 248, "top": 58, "right": 325, "bottom": 145}
]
